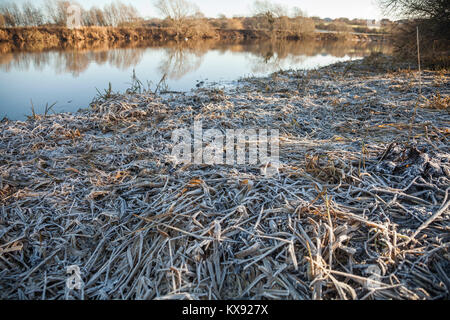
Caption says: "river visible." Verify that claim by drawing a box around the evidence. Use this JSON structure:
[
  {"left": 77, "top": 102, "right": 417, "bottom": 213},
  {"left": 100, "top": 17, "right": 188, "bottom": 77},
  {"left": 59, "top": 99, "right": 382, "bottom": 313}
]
[{"left": 0, "top": 39, "right": 390, "bottom": 120}]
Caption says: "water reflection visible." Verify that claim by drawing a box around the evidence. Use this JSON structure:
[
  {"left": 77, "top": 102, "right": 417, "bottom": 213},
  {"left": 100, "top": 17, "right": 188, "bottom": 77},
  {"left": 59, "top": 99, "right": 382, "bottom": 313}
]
[
  {"left": 0, "top": 39, "right": 391, "bottom": 120},
  {"left": 0, "top": 46, "right": 147, "bottom": 76},
  {"left": 0, "top": 39, "right": 389, "bottom": 78},
  {"left": 158, "top": 46, "right": 204, "bottom": 80}
]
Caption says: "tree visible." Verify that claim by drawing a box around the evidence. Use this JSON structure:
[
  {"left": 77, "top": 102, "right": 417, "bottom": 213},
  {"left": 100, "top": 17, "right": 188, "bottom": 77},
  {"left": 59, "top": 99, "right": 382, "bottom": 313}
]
[
  {"left": 379, "top": 0, "right": 449, "bottom": 37},
  {"left": 379, "top": 0, "right": 450, "bottom": 67},
  {"left": 0, "top": 3, "right": 24, "bottom": 27},
  {"left": 83, "top": 7, "right": 105, "bottom": 26},
  {"left": 154, "top": 0, "right": 200, "bottom": 38},
  {"left": 252, "top": 0, "right": 287, "bottom": 18},
  {"left": 250, "top": 0, "right": 313, "bottom": 34},
  {"left": 44, "top": 0, "right": 72, "bottom": 26},
  {"left": 0, "top": 0, "right": 141, "bottom": 27},
  {"left": 379, "top": 0, "right": 449, "bottom": 20},
  {"left": 0, "top": 5, "right": 15, "bottom": 27},
  {"left": 22, "top": 2, "right": 44, "bottom": 26},
  {"left": 252, "top": 0, "right": 288, "bottom": 31},
  {"left": 291, "top": 6, "right": 305, "bottom": 18},
  {"left": 103, "top": 2, "right": 119, "bottom": 26},
  {"left": 116, "top": 2, "right": 140, "bottom": 26}
]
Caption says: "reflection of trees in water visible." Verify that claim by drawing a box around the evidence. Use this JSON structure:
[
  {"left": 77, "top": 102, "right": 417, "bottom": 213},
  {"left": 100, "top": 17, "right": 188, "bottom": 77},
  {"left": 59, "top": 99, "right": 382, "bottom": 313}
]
[
  {"left": 0, "top": 51, "right": 52, "bottom": 72},
  {"left": 0, "top": 39, "right": 391, "bottom": 76},
  {"left": 239, "top": 39, "right": 390, "bottom": 74},
  {"left": 99, "top": 48, "right": 145, "bottom": 70},
  {"left": 53, "top": 52, "right": 90, "bottom": 76},
  {"left": 158, "top": 45, "right": 204, "bottom": 80},
  {"left": 246, "top": 53, "right": 307, "bottom": 74},
  {"left": 0, "top": 44, "right": 146, "bottom": 76},
  {"left": 241, "top": 39, "right": 389, "bottom": 59},
  {"left": 243, "top": 40, "right": 308, "bottom": 74}
]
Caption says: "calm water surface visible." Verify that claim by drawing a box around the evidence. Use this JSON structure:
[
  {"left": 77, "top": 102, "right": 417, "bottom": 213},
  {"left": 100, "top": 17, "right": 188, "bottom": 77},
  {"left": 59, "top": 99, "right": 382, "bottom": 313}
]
[{"left": 0, "top": 40, "right": 389, "bottom": 120}]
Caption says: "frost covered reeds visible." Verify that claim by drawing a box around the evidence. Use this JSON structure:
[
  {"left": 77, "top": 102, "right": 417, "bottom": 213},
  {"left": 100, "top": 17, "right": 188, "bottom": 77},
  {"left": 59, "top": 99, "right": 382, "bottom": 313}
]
[{"left": 0, "top": 56, "right": 449, "bottom": 300}]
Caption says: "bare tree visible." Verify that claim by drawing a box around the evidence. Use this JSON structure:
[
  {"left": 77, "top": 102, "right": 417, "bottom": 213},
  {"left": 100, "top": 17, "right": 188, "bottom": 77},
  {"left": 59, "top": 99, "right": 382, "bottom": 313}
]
[
  {"left": 252, "top": 0, "right": 289, "bottom": 31},
  {"left": 116, "top": 2, "right": 140, "bottom": 26},
  {"left": 0, "top": 0, "right": 141, "bottom": 28},
  {"left": 0, "top": 3, "right": 24, "bottom": 27},
  {"left": 22, "top": 2, "right": 44, "bottom": 26},
  {"left": 154, "top": 0, "right": 200, "bottom": 38},
  {"left": 380, "top": 0, "right": 449, "bottom": 34},
  {"left": 94, "top": 7, "right": 108, "bottom": 26},
  {"left": 103, "top": 2, "right": 119, "bottom": 26},
  {"left": 291, "top": 6, "right": 305, "bottom": 18},
  {"left": 0, "top": 5, "right": 14, "bottom": 27},
  {"left": 253, "top": 0, "right": 287, "bottom": 17},
  {"left": 83, "top": 7, "right": 105, "bottom": 26},
  {"left": 251, "top": 0, "right": 314, "bottom": 34},
  {"left": 379, "top": 0, "right": 449, "bottom": 20},
  {"left": 44, "top": 0, "right": 71, "bottom": 26}
]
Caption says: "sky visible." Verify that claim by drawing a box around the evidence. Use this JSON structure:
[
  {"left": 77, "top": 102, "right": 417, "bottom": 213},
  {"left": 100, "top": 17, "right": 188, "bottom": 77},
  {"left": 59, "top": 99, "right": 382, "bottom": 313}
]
[{"left": 1, "top": 0, "right": 385, "bottom": 20}]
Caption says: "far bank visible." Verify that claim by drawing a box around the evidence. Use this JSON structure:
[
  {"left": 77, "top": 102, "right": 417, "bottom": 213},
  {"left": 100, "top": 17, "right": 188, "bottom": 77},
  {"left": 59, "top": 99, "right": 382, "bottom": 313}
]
[{"left": 0, "top": 26, "right": 388, "bottom": 53}]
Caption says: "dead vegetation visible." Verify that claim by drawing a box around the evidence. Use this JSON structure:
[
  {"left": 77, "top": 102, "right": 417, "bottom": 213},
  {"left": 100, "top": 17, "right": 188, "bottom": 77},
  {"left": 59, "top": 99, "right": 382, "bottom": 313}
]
[
  {"left": 423, "top": 93, "right": 450, "bottom": 110},
  {"left": 0, "top": 56, "right": 449, "bottom": 300}
]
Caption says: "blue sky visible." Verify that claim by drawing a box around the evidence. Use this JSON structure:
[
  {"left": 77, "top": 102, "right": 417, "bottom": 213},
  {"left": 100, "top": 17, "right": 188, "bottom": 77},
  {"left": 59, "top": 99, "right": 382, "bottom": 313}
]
[{"left": 1, "top": 0, "right": 385, "bottom": 20}]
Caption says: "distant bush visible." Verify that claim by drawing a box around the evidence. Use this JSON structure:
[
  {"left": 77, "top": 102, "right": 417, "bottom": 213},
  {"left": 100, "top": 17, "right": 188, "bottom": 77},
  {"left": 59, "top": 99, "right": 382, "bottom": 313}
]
[
  {"left": 352, "top": 26, "right": 386, "bottom": 34},
  {"left": 289, "top": 17, "right": 315, "bottom": 34},
  {"left": 317, "top": 21, "right": 351, "bottom": 33},
  {"left": 224, "top": 19, "right": 244, "bottom": 30},
  {"left": 328, "top": 22, "right": 352, "bottom": 32}
]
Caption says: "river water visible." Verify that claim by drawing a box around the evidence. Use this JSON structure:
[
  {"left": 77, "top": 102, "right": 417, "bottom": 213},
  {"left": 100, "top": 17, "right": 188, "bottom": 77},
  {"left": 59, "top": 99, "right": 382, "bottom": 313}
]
[{"left": 0, "top": 39, "right": 390, "bottom": 120}]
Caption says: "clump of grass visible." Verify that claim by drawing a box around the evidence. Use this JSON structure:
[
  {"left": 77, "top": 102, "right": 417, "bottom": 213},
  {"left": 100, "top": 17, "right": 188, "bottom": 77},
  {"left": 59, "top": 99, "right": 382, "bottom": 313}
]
[
  {"left": 422, "top": 93, "right": 450, "bottom": 110},
  {"left": 28, "top": 100, "right": 56, "bottom": 120},
  {"left": 154, "top": 73, "right": 169, "bottom": 94},
  {"left": 95, "top": 82, "right": 114, "bottom": 101},
  {"left": 44, "top": 102, "right": 57, "bottom": 116},
  {"left": 305, "top": 153, "right": 346, "bottom": 184},
  {"left": 126, "top": 69, "right": 152, "bottom": 95}
]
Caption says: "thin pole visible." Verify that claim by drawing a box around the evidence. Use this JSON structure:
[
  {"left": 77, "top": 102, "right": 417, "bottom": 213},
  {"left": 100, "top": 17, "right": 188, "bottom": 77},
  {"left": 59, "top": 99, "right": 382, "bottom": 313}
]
[
  {"left": 408, "top": 26, "right": 421, "bottom": 142},
  {"left": 417, "top": 26, "right": 421, "bottom": 98}
]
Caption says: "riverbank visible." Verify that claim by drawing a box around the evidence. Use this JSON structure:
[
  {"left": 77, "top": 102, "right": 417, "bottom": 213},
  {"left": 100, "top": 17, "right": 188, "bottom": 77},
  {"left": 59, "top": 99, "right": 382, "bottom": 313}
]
[
  {"left": 0, "top": 55, "right": 449, "bottom": 299},
  {"left": 0, "top": 26, "right": 386, "bottom": 53}
]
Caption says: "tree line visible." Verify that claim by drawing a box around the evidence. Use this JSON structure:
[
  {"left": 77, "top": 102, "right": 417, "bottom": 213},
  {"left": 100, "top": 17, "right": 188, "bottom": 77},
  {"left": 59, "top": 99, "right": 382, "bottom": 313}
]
[
  {"left": 0, "top": 0, "right": 411, "bottom": 40},
  {"left": 0, "top": 0, "right": 140, "bottom": 27},
  {"left": 0, "top": 0, "right": 317, "bottom": 34}
]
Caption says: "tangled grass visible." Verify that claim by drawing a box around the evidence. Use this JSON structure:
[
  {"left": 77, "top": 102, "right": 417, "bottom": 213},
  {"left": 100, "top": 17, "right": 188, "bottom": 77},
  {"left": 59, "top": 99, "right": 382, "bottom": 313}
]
[{"left": 0, "top": 56, "right": 449, "bottom": 300}]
